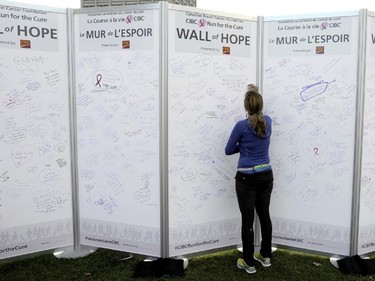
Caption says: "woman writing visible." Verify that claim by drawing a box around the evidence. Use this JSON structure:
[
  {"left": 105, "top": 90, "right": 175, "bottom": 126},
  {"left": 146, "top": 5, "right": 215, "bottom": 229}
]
[{"left": 225, "top": 87, "right": 273, "bottom": 274}]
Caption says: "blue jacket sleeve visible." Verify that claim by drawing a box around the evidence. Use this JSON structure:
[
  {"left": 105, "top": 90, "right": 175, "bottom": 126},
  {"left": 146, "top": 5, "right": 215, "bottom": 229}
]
[{"left": 225, "top": 122, "right": 242, "bottom": 155}]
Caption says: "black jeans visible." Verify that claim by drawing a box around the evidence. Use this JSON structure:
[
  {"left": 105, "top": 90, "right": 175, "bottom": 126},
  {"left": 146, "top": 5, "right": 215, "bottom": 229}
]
[{"left": 235, "top": 170, "right": 273, "bottom": 266}]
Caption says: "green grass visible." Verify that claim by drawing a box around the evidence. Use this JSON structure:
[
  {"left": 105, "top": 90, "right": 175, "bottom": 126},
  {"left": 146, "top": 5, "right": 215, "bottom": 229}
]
[{"left": 0, "top": 248, "right": 374, "bottom": 281}]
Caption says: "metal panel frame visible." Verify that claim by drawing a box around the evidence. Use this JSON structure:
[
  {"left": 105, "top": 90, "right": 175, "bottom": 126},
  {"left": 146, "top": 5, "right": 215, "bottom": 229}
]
[
  {"left": 160, "top": 0, "right": 169, "bottom": 259},
  {"left": 350, "top": 8, "right": 367, "bottom": 256}
]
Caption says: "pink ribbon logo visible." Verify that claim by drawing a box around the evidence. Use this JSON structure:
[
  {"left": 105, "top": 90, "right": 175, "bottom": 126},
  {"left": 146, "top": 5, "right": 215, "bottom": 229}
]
[
  {"left": 320, "top": 22, "right": 328, "bottom": 30},
  {"left": 198, "top": 18, "right": 206, "bottom": 27}
]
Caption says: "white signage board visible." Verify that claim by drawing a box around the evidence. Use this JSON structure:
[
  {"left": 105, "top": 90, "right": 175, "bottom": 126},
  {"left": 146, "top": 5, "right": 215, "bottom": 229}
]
[
  {"left": 263, "top": 13, "right": 359, "bottom": 255},
  {"left": 0, "top": 2, "right": 73, "bottom": 259},
  {"left": 74, "top": 6, "right": 161, "bottom": 257},
  {"left": 168, "top": 6, "right": 258, "bottom": 256}
]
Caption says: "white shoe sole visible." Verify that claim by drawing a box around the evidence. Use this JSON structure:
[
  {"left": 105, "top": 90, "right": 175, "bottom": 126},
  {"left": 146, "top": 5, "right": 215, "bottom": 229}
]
[
  {"left": 254, "top": 257, "right": 271, "bottom": 267},
  {"left": 237, "top": 263, "right": 256, "bottom": 274}
]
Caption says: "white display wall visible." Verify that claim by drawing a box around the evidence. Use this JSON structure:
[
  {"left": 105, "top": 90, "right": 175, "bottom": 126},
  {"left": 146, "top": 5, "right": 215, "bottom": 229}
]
[
  {"left": 0, "top": 2, "right": 73, "bottom": 259},
  {"left": 73, "top": 5, "right": 162, "bottom": 257},
  {"left": 1, "top": 0, "right": 375, "bottom": 261},
  {"left": 167, "top": 5, "right": 258, "bottom": 256},
  {"left": 263, "top": 12, "right": 359, "bottom": 255}
]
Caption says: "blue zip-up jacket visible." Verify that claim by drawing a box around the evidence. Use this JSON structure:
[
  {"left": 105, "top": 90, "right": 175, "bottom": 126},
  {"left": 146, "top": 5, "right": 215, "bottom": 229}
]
[{"left": 225, "top": 116, "right": 272, "bottom": 169}]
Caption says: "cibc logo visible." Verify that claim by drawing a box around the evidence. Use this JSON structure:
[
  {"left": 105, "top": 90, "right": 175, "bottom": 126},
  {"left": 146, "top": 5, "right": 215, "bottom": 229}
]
[
  {"left": 329, "top": 22, "right": 341, "bottom": 28},
  {"left": 126, "top": 15, "right": 145, "bottom": 23},
  {"left": 320, "top": 22, "right": 341, "bottom": 30},
  {"left": 186, "top": 18, "right": 198, "bottom": 24},
  {"left": 185, "top": 18, "right": 206, "bottom": 27}
]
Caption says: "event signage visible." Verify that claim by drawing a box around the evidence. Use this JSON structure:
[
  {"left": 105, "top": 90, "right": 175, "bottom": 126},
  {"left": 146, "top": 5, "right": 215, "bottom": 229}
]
[
  {"left": 77, "top": 9, "right": 155, "bottom": 51},
  {"left": 266, "top": 16, "right": 353, "bottom": 56},
  {"left": 0, "top": 3, "right": 73, "bottom": 259},
  {"left": 74, "top": 6, "right": 161, "bottom": 257},
  {"left": 0, "top": 3, "right": 59, "bottom": 51},
  {"left": 173, "top": 10, "right": 253, "bottom": 57},
  {"left": 168, "top": 7, "right": 257, "bottom": 256},
  {"left": 263, "top": 14, "right": 359, "bottom": 255}
]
